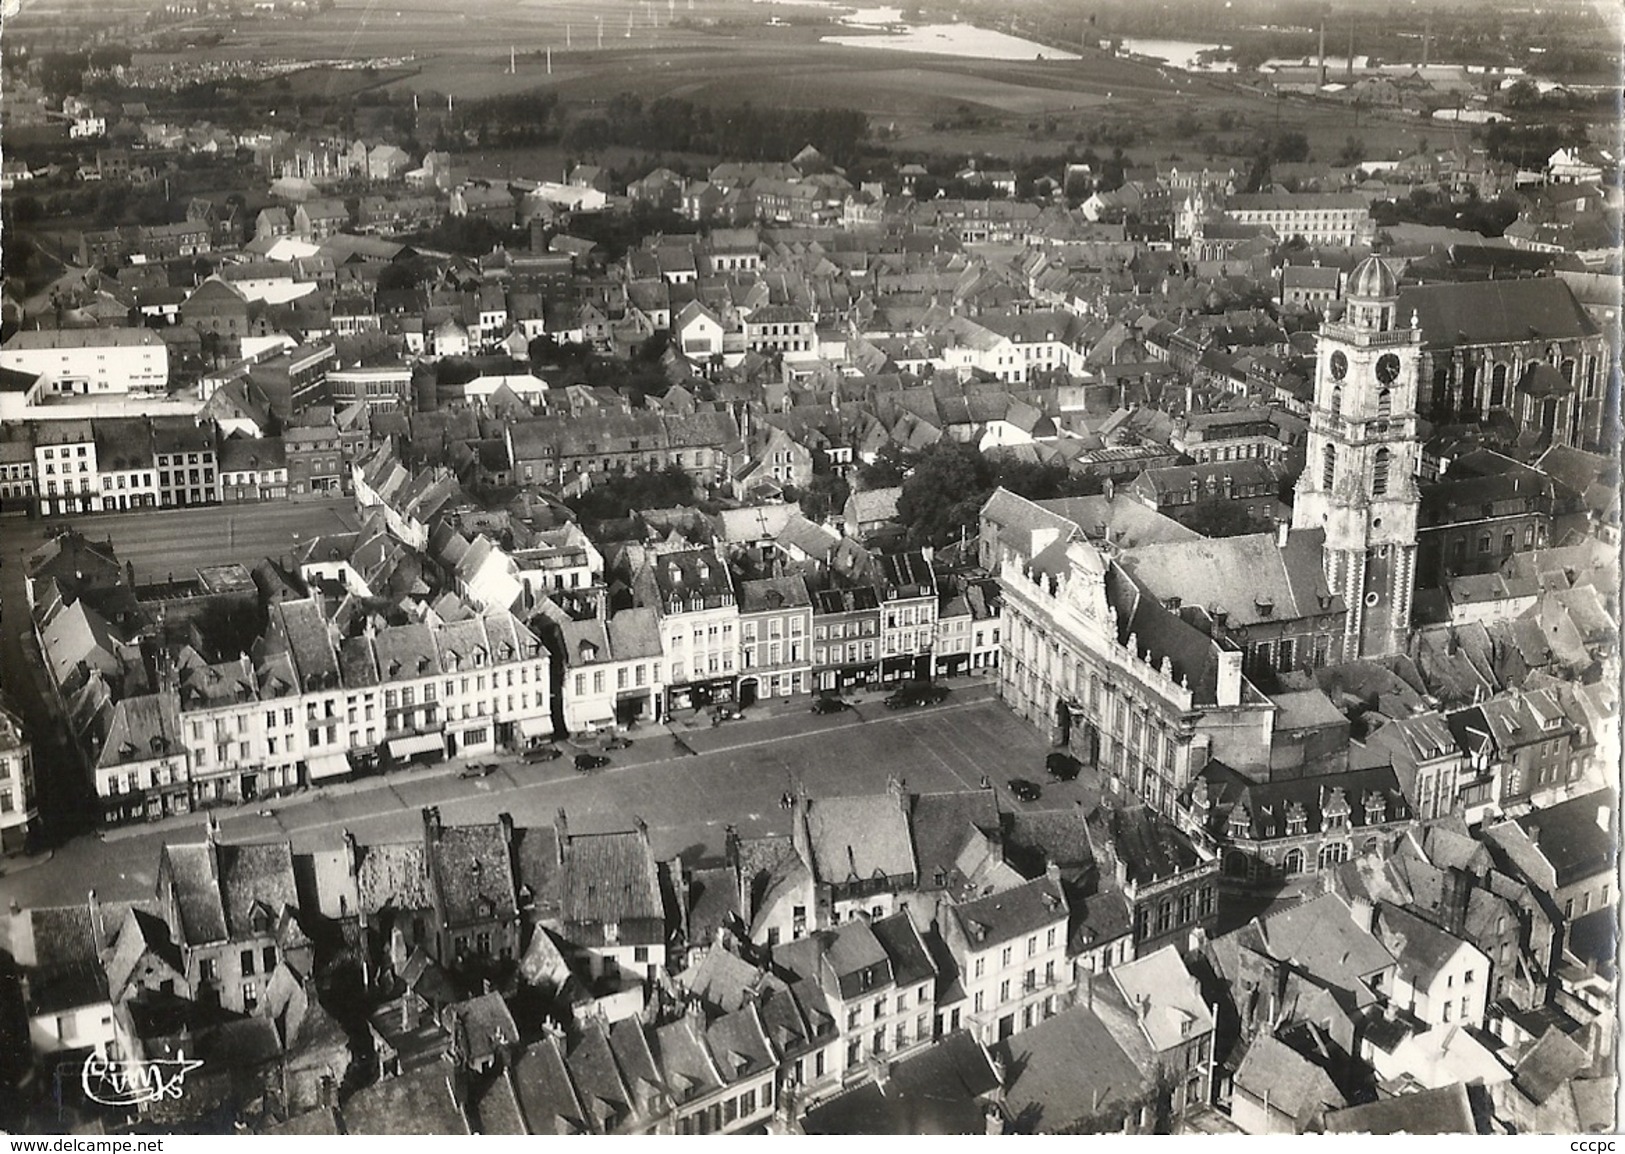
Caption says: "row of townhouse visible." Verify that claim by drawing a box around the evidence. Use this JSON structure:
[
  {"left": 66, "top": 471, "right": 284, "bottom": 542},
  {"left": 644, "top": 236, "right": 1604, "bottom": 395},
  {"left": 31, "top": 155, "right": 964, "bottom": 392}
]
[
  {"left": 88, "top": 599, "right": 551, "bottom": 822},
  {"left": 624, "top": 545, "right": 980, "bottom": 716},
  {"left": 11, "top": 413, "right": 365, "bottom": 516},
  {"left": 24, "top": 415, "right": 217, "bottom": 515}
]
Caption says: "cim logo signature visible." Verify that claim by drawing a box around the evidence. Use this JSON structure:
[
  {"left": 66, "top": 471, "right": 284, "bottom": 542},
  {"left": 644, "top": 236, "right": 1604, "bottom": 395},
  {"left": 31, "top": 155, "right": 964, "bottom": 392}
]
[{"left": 81, "top": 1050, "right": 203, "bottom": 1107}]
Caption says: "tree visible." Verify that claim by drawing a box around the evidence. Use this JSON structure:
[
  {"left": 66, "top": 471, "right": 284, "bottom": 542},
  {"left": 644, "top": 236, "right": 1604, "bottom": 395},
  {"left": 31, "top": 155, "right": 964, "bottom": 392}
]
[
  {"left": 860, "top": 442, "right": 910, "bottom": 488},
  {"left": 1336, "top": 136, "right": 1366, "bottom": 167},
  {"left": 895, "top": 441, "right": 995, "bottom": 548},
  {"left": 1502, "top": 78, "right": 1540, "bottom": 110},
  {"left": 1182, "top": 499, "right": 1275, "bottom": 538},
  {"left": 800, "top": 468, "right": 850, "bottom": 523},
  {"left": 375, "top": 261, "right": 421, "bottom": 294}
]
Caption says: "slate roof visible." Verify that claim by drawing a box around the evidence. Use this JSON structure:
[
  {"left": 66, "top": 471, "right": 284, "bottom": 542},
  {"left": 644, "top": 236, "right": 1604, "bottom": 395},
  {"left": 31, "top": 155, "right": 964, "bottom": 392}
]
[
  {"left": 1108, "top": 946, "right": 1214, "bottom": 1052},
  {"left": 342, "top": 1061, "right": 467, "bottom": 1134},
  {"left": 1515, "top": 788, "right": 1615, "bottom": 887},
  {"left": 511, "top": 1035, "right": 589, "bottom": 1134},
  {"left": 161, "top": 842, "right": 229, "bottom": 946},
  {"left": 870, "top": 912, "right": 936, "bottom": 988},
  {"left": 428, "top": 819, "right": 517, "bottom": 926},
  {"left": 948, "top": 874, "right": 1068, "bottom": 951},
  {"left": 705, "top": 1003, "right": 775, "bottom": 1085},
  {"left": 444, "top": 990, "right": 520, "bottom": 1068},
  {"left": 356, "top": 841, "right": 432, "bottom": 913},
  {"left": 1374, "top": 903, "right": 1473, "bottom": 989},
  {"left": 218, "top": 840, "right": 300, "bottom": 939},
  {"left": 651, "top": 1015, "right": 724, "bottom": 1105},
  {"left": 1118, "top": 527, "right": 1341, "bottom": 628},
  {"left": 910, "top": 790, "right": 1003, "bottom": 890},
  {"left": 26, "top": 906, "right": 109, "bottom": 1015},
  {"left": 997, "top": 1005, "right": 1150, "bottom": 1133},
  {"left": 564, "top": 1022, "right": 635, "bottom": 1133},
  {"left": 1233, "top": 1034, "right": 1345, "bottom": 1124},
  {"left": 560, "top": 829, "right": 664, "bottom": 945},
  {"left": 801, "top": 1030, "right": 999, "bottom": 1135},
  {"left": 803, "top": 793, "right": 916, "bottom": 885},
  {"left": 1103, "top": 561, "right": 1224, "bottom": 705},
  {"left": 1397, "top": 278, "right": 1598, "bottom": 348},
  {"left": 1258, "top": 893, "right": 1395, "bottom": 997},
  {"left": 1324, "top": 1082, "right": 1478, "bottom": 1134},
  {"left": 1513, "top": 1026, "right": 1591, "bottom": 1106}
]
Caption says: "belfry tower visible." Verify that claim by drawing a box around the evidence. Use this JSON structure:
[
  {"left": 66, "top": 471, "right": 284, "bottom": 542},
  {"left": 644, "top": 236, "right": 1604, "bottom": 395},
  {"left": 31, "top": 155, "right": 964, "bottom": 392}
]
[{"left": 1291, "top": 257, "right": 1422, "bottom": 658}]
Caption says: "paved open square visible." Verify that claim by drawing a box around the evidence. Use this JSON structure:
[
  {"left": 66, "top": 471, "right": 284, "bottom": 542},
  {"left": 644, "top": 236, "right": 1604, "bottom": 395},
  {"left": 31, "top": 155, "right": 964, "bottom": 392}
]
[{"left": 0, "top": 689, "right": 1079, "bottom": 909}]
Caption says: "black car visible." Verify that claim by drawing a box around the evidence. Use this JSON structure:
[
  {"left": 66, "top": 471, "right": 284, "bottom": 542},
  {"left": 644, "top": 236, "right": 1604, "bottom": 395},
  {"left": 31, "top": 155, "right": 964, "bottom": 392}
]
[
  {"left": 600, "top": 734, "right": 633, "bottom": 751},
  {"left": 1045, "top": 752, "right": 1082, "bottom": 781},
  {"left": 1008, "top": 778, "right": 1042, "bottom": 802},
  {"left": 884, "top": 681, "right": 949, "bottom": 709},
  {"left": 458, "top": 762, "right": 497, "bottom": 779},
  {"left": 522, "top": 745, "right": 563, "bottom": 763},
  {"left": 575, "top": 753, "right": 611, "bottom": 772},
  {"left": 811, "top": 696, "right": 851, "bottom": 715}
]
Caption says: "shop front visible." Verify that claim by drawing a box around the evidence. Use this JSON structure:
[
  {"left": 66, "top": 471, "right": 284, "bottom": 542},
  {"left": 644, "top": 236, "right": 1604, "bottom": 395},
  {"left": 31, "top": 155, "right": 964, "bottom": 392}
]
[
  {"left": 616, "top": 690, "right": 655, "bottom": 726},
  {"left": 665, "top": 676, "right": 736, "bottom": 714}
]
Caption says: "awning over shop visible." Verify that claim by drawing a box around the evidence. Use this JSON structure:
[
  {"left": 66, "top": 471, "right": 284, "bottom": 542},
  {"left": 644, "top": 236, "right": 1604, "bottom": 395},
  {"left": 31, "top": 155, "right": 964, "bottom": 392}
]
[
  {"left": 571, "top": 705, "right": 616, "bottom": 729},
  {"left": 517, "top": 715, "right": 554, "bottom": 739},
  {"left": 388, "top": 732, "right": 444, "bottom": 759},
  {"left": 306, "top": 750, "right": 353, "bottom": 780}
]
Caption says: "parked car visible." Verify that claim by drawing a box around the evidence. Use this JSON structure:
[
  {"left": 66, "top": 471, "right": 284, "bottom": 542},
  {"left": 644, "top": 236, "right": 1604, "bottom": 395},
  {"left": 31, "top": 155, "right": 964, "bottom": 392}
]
[
  {"left": 1045, "top": 752, "right": 1082, "bottom": 781},
  {"left": 1008, "top": 778, "right": 1042, "bottom": 802},
  {"left": 575, "top": 753, "right": 611, "bottom": 772},
  {"left": 811, "top": 696, "right": 851, "bottom": 715},
  {"left": 458, "top": 762, "right": 497, "bottom": 779},
  {"left": 522, "top": 745, "right": 563, "bottom": 763},
  {"left": 884, "top": 681, "right": 949, "bottom": 709},
  {"left": 600, "top": 734, "right": 633, "bottom": 751}
]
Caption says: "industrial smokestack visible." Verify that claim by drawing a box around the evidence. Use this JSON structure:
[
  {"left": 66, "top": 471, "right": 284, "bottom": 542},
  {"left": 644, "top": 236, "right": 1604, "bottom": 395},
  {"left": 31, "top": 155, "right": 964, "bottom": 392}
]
[{"left": 1319, "top": 21, "right": 1326, "bottom": 87}]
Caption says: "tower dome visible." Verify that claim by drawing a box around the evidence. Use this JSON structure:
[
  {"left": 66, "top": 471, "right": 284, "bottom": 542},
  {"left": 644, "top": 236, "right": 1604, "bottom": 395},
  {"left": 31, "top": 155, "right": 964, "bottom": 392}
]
[{"left": 1347, "top": 256, "right": 1398, "bottom": 301}]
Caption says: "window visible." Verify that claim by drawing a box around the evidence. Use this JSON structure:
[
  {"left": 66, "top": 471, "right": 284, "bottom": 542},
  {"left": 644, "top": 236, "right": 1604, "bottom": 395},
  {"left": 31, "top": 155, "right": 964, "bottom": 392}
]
[
  {"left": 1001, "top": 946, "right": 1012, "bottom": 968},
  {"left": 263, "top": 945, "right": 276, "bottom": 973},
  {"left": 1442, "top": 1001, "right": 1453, "bottom": 1022},
  {"left": 1321, "top": 443, "right": 1336, "bottom": 489},
  {"left": 1372, "top": 447, "right": 1390, "bottom": 496},
  {"left": 241, "top": 949, "right": 255, "bottom": 976},
  {"left": 974, "top": 958, "right": 985, "bottom": 979},
  {"left": 999, "top": 979, "right": 1010, "bottom": 1002}
]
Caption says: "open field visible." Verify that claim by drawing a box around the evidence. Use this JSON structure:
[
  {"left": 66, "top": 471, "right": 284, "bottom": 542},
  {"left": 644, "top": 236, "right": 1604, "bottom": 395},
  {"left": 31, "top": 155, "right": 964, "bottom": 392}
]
[{"left": 36, "top": 0, "right": 1455, "bottom": 170}]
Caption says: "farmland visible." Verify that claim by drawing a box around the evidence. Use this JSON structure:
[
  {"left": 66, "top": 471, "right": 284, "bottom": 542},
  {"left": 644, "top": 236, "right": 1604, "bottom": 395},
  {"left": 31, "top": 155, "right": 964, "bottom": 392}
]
[{"left": 96, "top": 0, "right": 1444, "bottom": 171}]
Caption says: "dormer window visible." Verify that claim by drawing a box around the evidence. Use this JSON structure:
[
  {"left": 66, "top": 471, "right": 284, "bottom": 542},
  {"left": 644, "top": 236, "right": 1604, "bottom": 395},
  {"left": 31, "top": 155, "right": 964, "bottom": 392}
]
[{"left": 1228, "top": 809, "right": 1250, "bottom": 839}]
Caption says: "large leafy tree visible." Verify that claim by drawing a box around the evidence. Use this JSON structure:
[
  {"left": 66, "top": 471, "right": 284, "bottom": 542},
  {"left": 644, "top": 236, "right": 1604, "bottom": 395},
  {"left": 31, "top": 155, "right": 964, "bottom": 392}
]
[{"left": 896, "top": 442, "right": 996, "bottom": 548}]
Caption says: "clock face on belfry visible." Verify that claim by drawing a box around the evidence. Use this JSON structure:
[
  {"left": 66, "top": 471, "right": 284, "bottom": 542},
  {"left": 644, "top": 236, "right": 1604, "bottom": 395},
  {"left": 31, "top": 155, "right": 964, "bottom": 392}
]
[
  {"left": 1329, "top": 351, "right": 1348, "bottom": 380},
  {"left": 1376, "top": 353, "right": 1401, "bottom": 384}
]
